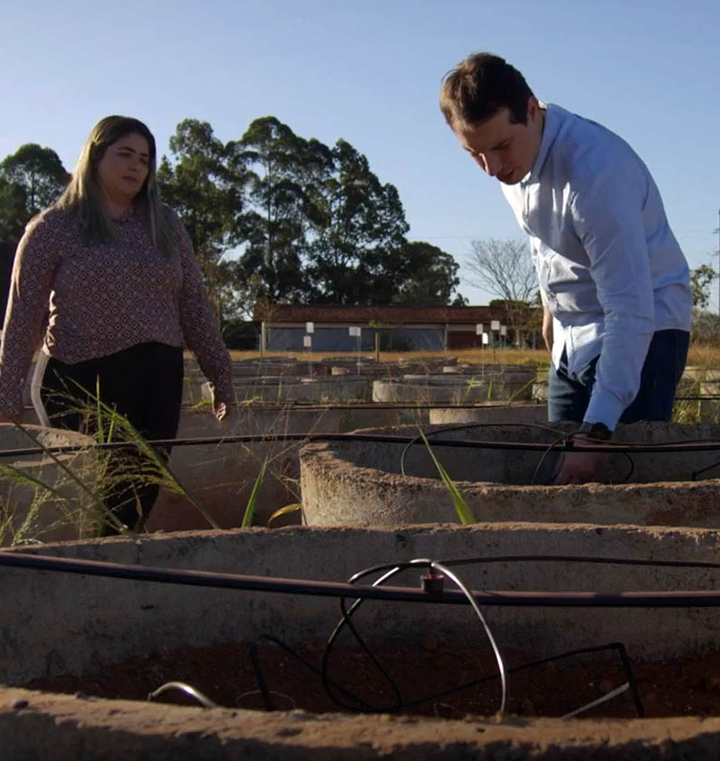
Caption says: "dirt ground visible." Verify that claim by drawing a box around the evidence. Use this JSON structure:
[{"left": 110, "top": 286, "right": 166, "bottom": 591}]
[{"left": 28, "top": 636, "right": 720, "bottom": 720}]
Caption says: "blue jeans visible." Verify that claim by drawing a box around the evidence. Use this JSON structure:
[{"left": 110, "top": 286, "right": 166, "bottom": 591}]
[{"left": 548, "top": 329, "right": 690, "bottom": 424}]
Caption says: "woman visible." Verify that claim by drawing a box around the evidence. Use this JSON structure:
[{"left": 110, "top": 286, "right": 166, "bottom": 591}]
[{"left": 0, "top": 116, "right": 233, "bottom": 533}]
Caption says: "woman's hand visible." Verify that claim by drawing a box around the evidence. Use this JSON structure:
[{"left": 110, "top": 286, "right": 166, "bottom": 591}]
[{"left": 212, "top": 400, "right": 230, "bottom": 422}]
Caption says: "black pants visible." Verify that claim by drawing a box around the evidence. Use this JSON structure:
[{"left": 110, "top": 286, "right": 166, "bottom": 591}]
[{"left": 39, "top": 342, "right": 184, "bottom": 534}]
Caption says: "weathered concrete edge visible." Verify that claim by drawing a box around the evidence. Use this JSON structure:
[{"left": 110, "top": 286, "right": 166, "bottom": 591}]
[
  {"left": 300, "top": 439, "right": 720, "bottom": 496},
  {"left": 4, "top": 522, "right": 720, "bottom": 681},
  {"left": 4, "top": 687, "right": 720, "bottom": 760}
]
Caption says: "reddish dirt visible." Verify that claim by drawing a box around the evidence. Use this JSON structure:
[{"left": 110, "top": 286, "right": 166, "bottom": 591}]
[{"left": 28, "top": 638, "right": 720, "bottom": 720}]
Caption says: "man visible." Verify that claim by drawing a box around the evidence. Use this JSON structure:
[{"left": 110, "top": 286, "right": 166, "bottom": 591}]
[{"left": 440, "top": 53, "right": 691, "bottom": 484}]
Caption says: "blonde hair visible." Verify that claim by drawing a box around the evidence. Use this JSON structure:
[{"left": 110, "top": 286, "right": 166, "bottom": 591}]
[{"left": 56, "top": 116, "right": 174, "bottom": 256}]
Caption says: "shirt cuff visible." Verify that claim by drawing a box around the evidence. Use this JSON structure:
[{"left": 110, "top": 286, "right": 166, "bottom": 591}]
[{"left": 583, "top": 392, "right": 626, "bottom": 431}]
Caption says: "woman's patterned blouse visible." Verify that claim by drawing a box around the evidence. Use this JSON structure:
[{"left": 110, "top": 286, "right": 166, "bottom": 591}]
[{"left": 0, "top": 205, "right": 233, "bottom": 416}]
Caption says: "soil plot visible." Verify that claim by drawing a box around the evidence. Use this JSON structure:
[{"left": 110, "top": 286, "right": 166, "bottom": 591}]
[{"left": 28, "top": 638, "right": 720, "bottom": 720}]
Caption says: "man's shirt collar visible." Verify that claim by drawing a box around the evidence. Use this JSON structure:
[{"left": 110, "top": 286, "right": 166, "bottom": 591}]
[{"left": 523, "top": 102, "right": 561, "bottom": 185}]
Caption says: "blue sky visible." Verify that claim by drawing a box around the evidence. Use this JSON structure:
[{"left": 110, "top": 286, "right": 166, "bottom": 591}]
[{"left": 1, "top": 0, "right": 718, "bottom": 306}]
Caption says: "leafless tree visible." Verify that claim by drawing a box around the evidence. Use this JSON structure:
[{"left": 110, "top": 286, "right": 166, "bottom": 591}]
[
  {"left": 466, "top": 238, "right": 538, "bottom": 302},
  {"left": 466, "top": 238, "right": 540, "bottom": 343}
]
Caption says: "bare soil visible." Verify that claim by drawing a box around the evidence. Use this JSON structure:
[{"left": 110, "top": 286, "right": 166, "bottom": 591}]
[{"left": 27, "top": 638, "right": 720, "bottom": 720}]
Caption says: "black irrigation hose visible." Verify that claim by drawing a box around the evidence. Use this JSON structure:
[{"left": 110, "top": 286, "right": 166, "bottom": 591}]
[
  {"left": 0, "top": 550, "right": 703, "bottom": 718},
  {"left": 0, "top": 432, "right": 412, "bottom": 457},
  {"left": 5, "top": 430, "right": 720, "bottom": 459},
  {"left": 257, "top": 634, "right": 382, "bottom": 709},
  {"left": 321, "top": 564, "right": 426, "bottom": 713},
  {"left": 530, "top": 429, "right": 585, "bottom": 486},
  {"left": 396, "top": 423, "right": 638, "bottom": 485},
  {"left": 253, "top": 623, "right": 643, "bottom": 716},
  {"left": 20, "top": 394, "right": 720, "bottom": 415},
  {"left": 241, "top": 638, "right": 644, "bottom": 717},
  {"left": 616, "top": 642, "right": 646, "bottom": 717},
  {"left": 249, "top": 642, "right": 275, "bottom": 710},
  {"left": 337, "top": 641, "right": 642, "bottom": 717},
  {"left": 622, "top": 453, "right": 636, "bottom": 483},
  {"left": 401, "top": 642, "right": 645, "bottom": 716},
  {"left": 323, "top": 583, "right": 404, "bottom": 712},
  {"left": 692, "top": 459, "right": 720, "bottom": 480},
  {"left": 527, "top": 429, "right": 636, "bottom": 486},
  {"left": 6, "top": 550, "right": 720, "bottom": 606},
  {"left": 324, "top": 559, "right": 509, "bottom": 715},
  {"left": 256, "top": 559, "right": 643, "bottom": 717},
  {"left": 399, "top": 422, "right": 566, "bottom": 477}
]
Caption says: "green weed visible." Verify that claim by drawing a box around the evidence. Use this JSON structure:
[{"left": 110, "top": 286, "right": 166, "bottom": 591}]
[{"left": 418, "top": 429, "right": 475, "bottom": 525}]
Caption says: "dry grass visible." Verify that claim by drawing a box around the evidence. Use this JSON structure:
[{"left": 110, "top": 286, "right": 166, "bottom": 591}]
[
  {"left": 687, "top": 345, "right": 720, "bottom": 369},
  {"left": 225, "top": 348, "right": 550, "bottom": 365},
  {"left": 222, "top": 344, "right": 720, "bottom": 369}
]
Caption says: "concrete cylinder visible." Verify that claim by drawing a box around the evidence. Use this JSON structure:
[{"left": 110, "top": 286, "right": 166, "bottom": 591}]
[
  {"left": 202, "top": 377, "right": 369, "bottom": 404},
  {"left": 0, "top": 424, "right": 97, "bottom": 545},
  {"left": 300, "top": 422, "right": 720, "bottom": 529},
  {"left": 148, "top": 405, "right": 408, "bottom": 533},
  {"left": 373, "top": 371, "right": 534, "bottom": 403},
  {"left": 429, "top": 403, "right": 549, "bottom": 426}
]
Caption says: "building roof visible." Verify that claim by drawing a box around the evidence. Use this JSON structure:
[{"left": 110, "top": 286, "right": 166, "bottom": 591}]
[{"left": 255, "top": 303, "right": 533, "bottom": 325}]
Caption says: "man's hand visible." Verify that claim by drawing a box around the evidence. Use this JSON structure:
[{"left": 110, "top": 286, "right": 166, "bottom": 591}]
[
  {"left": 542, "top": 305, "right": 553, "bottom": 353},
  {"left": 552, "top": 437, "right": 610, "bottom": 485}
]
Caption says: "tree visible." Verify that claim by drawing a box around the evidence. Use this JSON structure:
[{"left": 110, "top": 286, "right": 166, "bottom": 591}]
[
  {"left": 690, "top": 263, "right": 717, "bottom": 310},
  {"left": 305, "top": 138, "right": 409, "bottom": 304},
  {"left": 0, "top": 144, "right": 69, "bottom": 221},
  {"left": 157, "top": 116, "right": 465, "bottom": 313},
  {"left": 689, "top": 262, "right": 719, "bottom": 349},
  {"left": 389, "top": 241, "right": 464, "bottom": 305},
  {"left": 234, "top": 116, "right": 330, "bottom": 303},
  {"left": 0, "top": 145, "right": 69, "bottom": 320},
  {"left": 0, "top": 176, "right": 27, "bottom": 246},
  {"left": 466, "top": 238, "right": 538, "bottom": 331},
  {"left": 466, "top": 238, "right": 538, "bottom": 303},
  {"left": 157, "top": 119, "right": 246, "bottom": 323},
  {"left": 0, "top": 180, "right": 24, "bottom": 319},
  {"left": 692, "top": 308, "right": 720, "bottom": 347}
]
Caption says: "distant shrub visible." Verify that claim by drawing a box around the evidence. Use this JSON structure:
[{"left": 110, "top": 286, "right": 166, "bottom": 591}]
[
  {"left": 379, "top": 335, "right": 415, "bottom": 352},
  {"left": 222, "top": 320, "right": 260, "bottom": 350},
  {"left": 691, "top": 310, "right": 720, "bottom": 348}
]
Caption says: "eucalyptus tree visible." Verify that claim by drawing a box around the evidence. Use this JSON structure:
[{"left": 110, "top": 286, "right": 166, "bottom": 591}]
[
  {"left": 157, "top": 119, "right": 246, "bottom": 322},
  {"left": 235, "top": 116, "right": 331, "bottom": 303},
  {"left": 0, "top": 143, "right": 69, "bottom": 222},
  {"left": 305, "top": 138, "right": 409, "bottom": 304},
  {"left": 0, "top": 144, "right": 69, "bottom": 318},
  {"left": 390, "top": 241, "right": 465, "bottom": 305},
  {"left": 0, "top": 177, "right": 27, "bottom": 248}
]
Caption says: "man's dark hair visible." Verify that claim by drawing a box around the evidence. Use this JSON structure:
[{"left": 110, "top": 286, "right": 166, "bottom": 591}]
[{"left": 440, "top": 53, "right": 534, "bottom": 129}]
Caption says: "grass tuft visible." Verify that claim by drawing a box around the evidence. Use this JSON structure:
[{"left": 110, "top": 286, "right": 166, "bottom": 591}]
[{"left": 418, "top": 429, "right": 476, "bottom": 525}]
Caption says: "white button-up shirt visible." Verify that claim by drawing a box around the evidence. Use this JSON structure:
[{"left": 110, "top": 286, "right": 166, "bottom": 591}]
[{"left": 502, "top": 103, "right": 691, "bottom": 429}]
